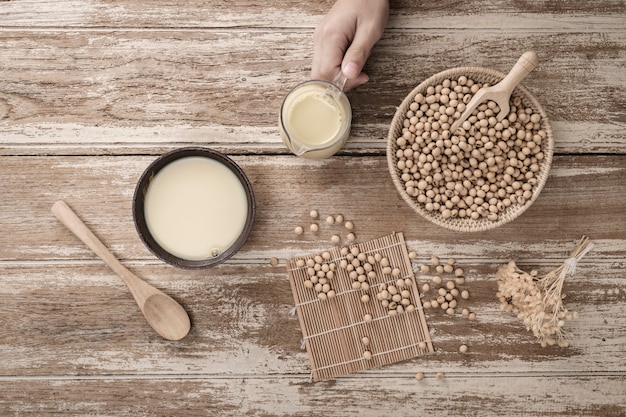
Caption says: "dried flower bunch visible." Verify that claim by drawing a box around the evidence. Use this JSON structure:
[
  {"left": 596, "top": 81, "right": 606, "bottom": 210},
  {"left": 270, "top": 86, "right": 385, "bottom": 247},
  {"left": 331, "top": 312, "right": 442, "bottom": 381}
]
[{"left": 496, "top": 236, "right": 593, "bottom": 347}]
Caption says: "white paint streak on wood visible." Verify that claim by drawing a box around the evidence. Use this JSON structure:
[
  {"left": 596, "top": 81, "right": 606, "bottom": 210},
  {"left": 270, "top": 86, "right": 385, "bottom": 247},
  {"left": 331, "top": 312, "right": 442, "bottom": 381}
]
[
  {"left": 0, "top": 123, "right": 279, "bottom": 144},
  {"left": 1, "top": 121, "right": 624, "bottom": 154},
  {"left": 550, "top": 165, "right": 624, "bottom": 177}
]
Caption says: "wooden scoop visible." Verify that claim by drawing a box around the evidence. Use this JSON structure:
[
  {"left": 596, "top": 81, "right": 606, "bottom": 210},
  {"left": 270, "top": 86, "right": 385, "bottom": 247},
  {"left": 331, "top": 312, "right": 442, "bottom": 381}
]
[
  {"left": 52, "top": 200, "right": 191, "bottom": 341},
  {"left": 450, "top": 51, "right": 539, "bottom": 133}
]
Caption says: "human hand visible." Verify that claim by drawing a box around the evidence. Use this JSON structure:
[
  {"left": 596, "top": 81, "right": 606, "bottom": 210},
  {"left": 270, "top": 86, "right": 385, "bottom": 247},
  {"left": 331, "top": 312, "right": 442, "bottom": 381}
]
[{"left": 312, "top": 0, "right": 389, "bottom": 91}]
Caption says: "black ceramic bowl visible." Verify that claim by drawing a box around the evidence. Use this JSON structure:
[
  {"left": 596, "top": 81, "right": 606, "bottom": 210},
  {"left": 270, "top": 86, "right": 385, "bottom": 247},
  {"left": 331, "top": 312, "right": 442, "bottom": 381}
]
[{"left": 133, "top": 147, "right": 255, "bottom": 269}]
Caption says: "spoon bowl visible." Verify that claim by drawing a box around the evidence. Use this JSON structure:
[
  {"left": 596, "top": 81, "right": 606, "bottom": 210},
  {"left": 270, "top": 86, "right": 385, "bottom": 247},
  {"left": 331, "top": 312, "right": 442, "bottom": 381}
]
[
  {"left": 143, "top": 293, "right": 191, "bottom": 341},
  {"left": 450, "top": 51, "right": 538, "bottom": 132}
]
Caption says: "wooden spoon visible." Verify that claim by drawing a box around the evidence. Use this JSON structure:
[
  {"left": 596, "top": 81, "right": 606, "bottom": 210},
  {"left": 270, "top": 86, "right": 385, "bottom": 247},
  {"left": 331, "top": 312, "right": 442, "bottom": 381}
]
[
  {"left": 52, "top": 200, "right": 191, "bottom": 341},
  {"left": 450, "top": 51, "right": 539, "bottom": 133}
]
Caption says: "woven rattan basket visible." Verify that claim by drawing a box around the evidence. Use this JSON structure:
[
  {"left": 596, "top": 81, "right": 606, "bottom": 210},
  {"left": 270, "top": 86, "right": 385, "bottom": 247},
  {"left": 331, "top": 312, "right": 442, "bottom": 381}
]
[{"left": 387, "top": 67, "right": 554, "bottom": 232}]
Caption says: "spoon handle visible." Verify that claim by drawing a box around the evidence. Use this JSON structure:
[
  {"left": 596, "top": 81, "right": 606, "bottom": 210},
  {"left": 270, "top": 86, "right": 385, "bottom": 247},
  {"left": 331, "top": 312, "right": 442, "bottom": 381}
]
[
  {"left": 497, "top": 51, "right": 538, "bottom": 94},
  {"left": 51, "top": 200, "right": 151, "bottom": 301}
]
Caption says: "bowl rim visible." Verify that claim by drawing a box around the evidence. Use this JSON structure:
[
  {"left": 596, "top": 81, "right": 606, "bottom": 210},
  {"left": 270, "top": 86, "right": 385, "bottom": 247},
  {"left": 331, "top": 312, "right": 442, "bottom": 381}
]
[
  {"left": 386, "top": 66, "right": 554, "bottom": 232},
  {"left": 132, "top": 146, "right": 255, "bottom": 269}
]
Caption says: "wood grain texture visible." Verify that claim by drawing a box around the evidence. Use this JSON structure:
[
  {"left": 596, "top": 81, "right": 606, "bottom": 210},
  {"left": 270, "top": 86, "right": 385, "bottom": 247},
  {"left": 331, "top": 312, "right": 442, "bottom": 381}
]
[
  {"left": 0, "top": 0, "right": 625, "bottom": 415},
  {"left": 0, "top": 376, "right": 625, "bottom": 417},
  {"left": 1, "top": 0, "right": 624, "bottom": 29}
]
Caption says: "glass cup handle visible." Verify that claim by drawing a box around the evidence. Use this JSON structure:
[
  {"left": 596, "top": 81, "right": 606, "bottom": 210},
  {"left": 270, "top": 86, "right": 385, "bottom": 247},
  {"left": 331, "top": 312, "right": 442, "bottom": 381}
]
[{"left": 331, "top": 70, "right": 348, "bottom": 92}]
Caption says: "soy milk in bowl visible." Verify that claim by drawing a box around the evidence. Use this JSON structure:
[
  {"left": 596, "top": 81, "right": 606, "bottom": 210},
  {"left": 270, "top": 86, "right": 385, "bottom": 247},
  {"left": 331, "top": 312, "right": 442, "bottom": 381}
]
[
  {"left": 280, "top": 80, "right": 352, "bottom": 159},
  {"left": 133, "top": 147, "right": 255, "bottom": 269}
]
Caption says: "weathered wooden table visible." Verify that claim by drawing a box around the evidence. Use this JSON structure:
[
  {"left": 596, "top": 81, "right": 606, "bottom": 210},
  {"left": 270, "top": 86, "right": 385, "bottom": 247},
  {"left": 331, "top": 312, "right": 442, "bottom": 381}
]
[{"left": 1, "top": 1, "right": 625, "bottom": 415}]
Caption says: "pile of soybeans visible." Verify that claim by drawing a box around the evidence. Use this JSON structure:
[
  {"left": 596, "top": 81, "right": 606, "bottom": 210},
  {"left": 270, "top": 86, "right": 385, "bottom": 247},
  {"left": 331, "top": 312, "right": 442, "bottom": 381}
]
[{"left": 387, "top": 71, "right": 553, "bottom": 231}]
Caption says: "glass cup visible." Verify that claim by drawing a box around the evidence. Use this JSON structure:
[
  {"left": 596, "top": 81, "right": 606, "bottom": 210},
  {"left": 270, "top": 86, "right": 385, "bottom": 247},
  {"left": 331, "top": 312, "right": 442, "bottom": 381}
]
[{"left": 279, "top": 75, "right": 352, "bottom": 159}]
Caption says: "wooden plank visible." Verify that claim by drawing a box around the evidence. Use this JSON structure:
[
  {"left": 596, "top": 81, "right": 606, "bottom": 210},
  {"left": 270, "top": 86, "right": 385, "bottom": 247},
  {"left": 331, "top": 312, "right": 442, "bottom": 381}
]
[
  {"left": 0, "top": 375, "right": 624, "bottom": 416},
  {"left": 0, "top": 30, "right": 624, "bottom": 155},
  {"left": 0, "top": 260, "right": 624, "bottom": 376},
  {"left": 0, "top": 0, "right": 624, "bottom": 30},
  {"left": 0, "top": 154, "right": 623, "bottom": 261}
]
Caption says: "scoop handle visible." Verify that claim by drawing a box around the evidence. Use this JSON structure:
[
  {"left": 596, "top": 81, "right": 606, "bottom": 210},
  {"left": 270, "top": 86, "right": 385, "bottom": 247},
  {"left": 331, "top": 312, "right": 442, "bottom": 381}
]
[{"left": 498, "top": 51, "right": 538, "bottom": 93}]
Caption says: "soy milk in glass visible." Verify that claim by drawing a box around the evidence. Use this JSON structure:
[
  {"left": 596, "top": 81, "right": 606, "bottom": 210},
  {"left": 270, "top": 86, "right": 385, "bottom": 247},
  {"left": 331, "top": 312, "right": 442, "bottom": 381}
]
[{"left": 280, "top": 80, "right": 352, "bottom": 159}]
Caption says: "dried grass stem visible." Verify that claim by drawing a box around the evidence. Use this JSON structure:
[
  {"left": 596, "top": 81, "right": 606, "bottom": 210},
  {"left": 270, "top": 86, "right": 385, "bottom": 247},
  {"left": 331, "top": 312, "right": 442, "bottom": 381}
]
[{"left": 496, "top": 236, "right": 592, "bottom": 347}]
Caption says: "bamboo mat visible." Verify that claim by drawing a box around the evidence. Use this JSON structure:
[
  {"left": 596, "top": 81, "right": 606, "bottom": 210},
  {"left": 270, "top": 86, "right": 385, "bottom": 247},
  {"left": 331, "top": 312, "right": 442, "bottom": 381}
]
[{"left": 287, "top": 232, "right": 433, "bottom": 381}]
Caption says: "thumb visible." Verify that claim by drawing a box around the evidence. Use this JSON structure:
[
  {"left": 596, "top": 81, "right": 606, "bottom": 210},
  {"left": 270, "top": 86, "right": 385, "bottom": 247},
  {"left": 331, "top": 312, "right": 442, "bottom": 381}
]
[
  {"left": 341, "top": 42, "right": 371, "bottom": 79},
  {"left": 340, "top": 41, "right": 372, "bottom": 91},
  {"left": 341, "top": 20, "right": 383, "bottom": 78}
]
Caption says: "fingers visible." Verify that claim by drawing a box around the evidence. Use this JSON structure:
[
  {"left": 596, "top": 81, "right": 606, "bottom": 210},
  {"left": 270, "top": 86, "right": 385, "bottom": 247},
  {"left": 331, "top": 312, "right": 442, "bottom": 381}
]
[
  {"left": 312, "top": 0, "right": 389, "bottom": 91},
  {"left": 339, "top": 32, "right": 376, "bottom": 90},
  {"left": 341, "top": 23, "right": 378, "bottom": 77},
  {"left": 342, "top": 72, "right": 369, "bottom": 91},
  {"left": 311, "top": 28, "right": 348, "bottom": 85},
  {"left": 312, "top": 26, "right": 374, "bottom": 91}
]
